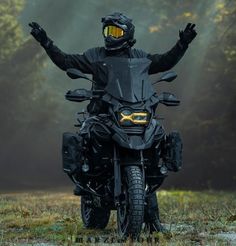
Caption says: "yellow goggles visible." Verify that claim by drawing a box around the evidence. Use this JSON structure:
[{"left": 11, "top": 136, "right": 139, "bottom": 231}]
[{"left": 103, "top": 25, "right": 125, "bottom": 38}]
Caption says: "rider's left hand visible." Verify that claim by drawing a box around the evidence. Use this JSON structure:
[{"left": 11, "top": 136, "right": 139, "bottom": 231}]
[{"left": 179, "top": 23, "right": 197, "bottom": 46}]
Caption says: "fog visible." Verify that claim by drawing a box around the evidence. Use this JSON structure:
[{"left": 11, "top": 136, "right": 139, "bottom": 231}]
[{"left": 0, "top": 0, "right": 235, "bottom": 191}]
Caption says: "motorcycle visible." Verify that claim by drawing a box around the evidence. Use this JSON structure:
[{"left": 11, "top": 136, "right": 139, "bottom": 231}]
[{"left": 62, "top": 57, "right": 183, "bottom": 239}]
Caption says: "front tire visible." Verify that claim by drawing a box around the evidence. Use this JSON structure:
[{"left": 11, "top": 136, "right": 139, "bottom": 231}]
[
  {"left": 117, "top": 166, "right": 145, "bottom": 240},
  {"left": 81, "top": 195, "right": 110, "bottom": 229}
]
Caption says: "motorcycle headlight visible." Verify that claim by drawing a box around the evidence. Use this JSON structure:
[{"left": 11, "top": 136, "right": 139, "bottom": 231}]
[{"left": 118, "top": 109, "right": 149, "bottom": 126}]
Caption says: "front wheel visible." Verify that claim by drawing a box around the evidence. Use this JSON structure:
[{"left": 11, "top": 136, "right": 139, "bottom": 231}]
[{"left": 117, "top": 166, "right": 145, "bottom": 240}]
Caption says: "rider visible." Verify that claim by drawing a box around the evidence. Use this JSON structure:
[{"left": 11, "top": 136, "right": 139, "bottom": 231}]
[{"left": 29, "top": 12, "right": 197, "bottom": 232}]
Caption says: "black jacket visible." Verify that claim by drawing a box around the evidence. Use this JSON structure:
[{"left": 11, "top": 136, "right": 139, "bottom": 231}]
[{"left": 44, "top": 41, "right": 188, "bottom": 113}]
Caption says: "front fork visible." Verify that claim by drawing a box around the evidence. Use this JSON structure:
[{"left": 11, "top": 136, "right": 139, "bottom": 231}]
[
  {"left": 113, "top": 144, "right": 121, "bottom": 207},
  {"left": 113, "top": 144, "right": 145, "bottom": 207}
]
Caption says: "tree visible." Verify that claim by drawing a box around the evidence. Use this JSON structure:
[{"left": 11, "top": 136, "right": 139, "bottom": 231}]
[{"left": 0, "top": 0, "right": 58, "bottom": 190}]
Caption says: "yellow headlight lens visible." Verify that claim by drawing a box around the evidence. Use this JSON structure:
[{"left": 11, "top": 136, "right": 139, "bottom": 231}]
[
  {"left": 120, "top": 111, "right": 149, "bottom": 125},
  {"left": 103, "top": 25, "right": 125, "bottom": 38}
]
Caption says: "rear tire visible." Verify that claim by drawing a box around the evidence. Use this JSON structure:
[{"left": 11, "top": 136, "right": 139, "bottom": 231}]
[
  {"left": 81, "top": 195, "right": 110, "bottom": 229},
  {"left": 117, "top": 166, "right": 145, "bottom": 240}
]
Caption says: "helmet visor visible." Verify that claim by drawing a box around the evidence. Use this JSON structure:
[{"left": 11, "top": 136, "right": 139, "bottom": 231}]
[{"left": 103, "top": 25, "right": 125, "bottom": 38}]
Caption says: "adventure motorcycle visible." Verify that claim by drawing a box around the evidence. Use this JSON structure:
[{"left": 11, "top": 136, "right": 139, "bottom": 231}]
[{"left": 62, "top": 57, "right": 182, "bottom": 239}]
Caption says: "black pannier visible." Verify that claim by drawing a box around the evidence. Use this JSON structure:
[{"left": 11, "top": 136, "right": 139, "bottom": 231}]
[
  {"left": 163, "top": 131, "right": 183, "bottom": 172},
  {"left": 62, "top": 132, "right": 83, "bottom": 175}
]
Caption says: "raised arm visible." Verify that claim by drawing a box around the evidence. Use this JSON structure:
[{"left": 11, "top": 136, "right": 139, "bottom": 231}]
[
  {"left": 148, "top": 23, "right": 197, "bottom": 74},
  {"left": 29, "top": 22, "right": 93, "bottom": 74}
]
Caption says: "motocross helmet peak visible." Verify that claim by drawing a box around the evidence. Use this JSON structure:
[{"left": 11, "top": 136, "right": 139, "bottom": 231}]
[{"left": 101, "top": 12, "right": 136, "bottom": 51}]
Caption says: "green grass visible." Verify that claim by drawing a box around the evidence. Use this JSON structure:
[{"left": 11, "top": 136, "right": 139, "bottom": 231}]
[{"left": 0, "top": 190, "right": 235, "bottom": 245}]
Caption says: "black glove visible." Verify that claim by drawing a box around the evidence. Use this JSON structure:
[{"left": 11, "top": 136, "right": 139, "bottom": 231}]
[
  {"left": 179, "top": 23, "right": 197, "bottom": 47},
  {"left": 29, "top": 22, "right": 53, "bottom": 49}
]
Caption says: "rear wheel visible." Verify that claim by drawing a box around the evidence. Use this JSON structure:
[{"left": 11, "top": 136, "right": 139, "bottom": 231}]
[
  {"left": 81, "top": 195, "right": 110, "bottom": 229},
  {"left": 117, "top": 166, "right": 145, "bottom": 240}
]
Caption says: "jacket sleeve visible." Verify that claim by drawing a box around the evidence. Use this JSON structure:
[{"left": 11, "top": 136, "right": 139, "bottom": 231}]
[
  {"left": 44, "top": 44, "right": 94, "bottom": 74},
  {"left": 147, "top": 40, "right": 188, "bottom": 74}
]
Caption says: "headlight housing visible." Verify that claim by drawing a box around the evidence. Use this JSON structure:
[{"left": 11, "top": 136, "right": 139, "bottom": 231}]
[{"left": 118, "top": 109, "right": 150, "bottom": 126}]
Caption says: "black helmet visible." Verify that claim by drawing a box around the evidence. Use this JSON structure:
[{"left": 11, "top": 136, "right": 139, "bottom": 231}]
[{"left": 101, "top": 12, "right": 136, "bottom": 51}]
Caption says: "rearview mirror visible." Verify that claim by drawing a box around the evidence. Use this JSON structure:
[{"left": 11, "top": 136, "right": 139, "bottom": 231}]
[
  {"left": 152, "top": 71, "right": 177, "bottom": 85},
  {"left": 67, "top": 68, "right": 88, "bottom": 79},
  {"left": 66, "top": 68, "right": 95, "bottom": 84}
]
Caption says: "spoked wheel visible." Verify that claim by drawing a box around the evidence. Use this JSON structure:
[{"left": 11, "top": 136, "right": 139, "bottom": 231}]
[
  {"left": 117, "top": 166, "right": 145, "bottom": 240},
  {"left": 81, "top": 195, "right": 110, "bottom": 229}
]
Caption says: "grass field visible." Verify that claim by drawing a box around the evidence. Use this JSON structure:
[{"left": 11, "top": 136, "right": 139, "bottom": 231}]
[{"left": 0, "top": 190, "right": 235, "bottom": 245}]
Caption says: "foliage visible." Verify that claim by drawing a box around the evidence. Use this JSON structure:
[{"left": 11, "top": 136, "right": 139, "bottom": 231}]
[
  {"left": 175, "top": 1, "right": 236, "bottom": 189},
  {"left": 0, "top": 0, "right": 25, "bottom": 60},
  {"left": 0, "top": 0, "right": 59, "bottom": 124},
  {"left": 0, "top": 0, "right": 58, "bottom": 156},
  {"left": 0, "top": 0, "right": 61, "bottom": 192}
]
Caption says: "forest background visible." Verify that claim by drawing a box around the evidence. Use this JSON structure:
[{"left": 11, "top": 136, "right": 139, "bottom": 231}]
[{"left": 0, "top": 0, "right": 235, "bottom": 191}]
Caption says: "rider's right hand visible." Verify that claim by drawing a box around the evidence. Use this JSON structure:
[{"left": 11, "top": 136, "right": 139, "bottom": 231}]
[{"left": 29, "top": 22, "right": 52, "bottom": 49}]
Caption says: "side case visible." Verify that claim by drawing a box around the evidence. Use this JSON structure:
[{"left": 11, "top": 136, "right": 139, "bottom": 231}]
[
  {"left": 62, "top": 132, "right": 83, "bottom": 175},
  {"left": 163, "top": 131, "right": 183, "bottom": 172}
]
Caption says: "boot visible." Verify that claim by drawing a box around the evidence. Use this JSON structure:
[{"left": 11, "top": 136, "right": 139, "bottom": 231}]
[
  {"left": 144, "top": 192, "right": 168, "bottom": 234},
  {"left": 73, "top": 184, "right": 87, "bottom": 196}
]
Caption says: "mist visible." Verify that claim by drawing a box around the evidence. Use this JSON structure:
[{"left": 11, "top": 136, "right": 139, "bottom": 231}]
[{"left": 0, "top": 0, "right": 235, "bottom": 191}]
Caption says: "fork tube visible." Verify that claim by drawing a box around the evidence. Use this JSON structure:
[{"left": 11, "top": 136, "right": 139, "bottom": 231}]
[
  {"left": 140, "top": 150, "right": 145, "bottom": 190},
  {"left": 114, "top": 144, "right": 121, "bottom": 205}
]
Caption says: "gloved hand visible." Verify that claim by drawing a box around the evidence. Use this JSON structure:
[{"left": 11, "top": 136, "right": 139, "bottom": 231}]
[
  {"left": 179, "top": 23, "right": 197, "bottom": 47},
  {"left": 29, "top": 22, "right": 53, "bottom": 49}
]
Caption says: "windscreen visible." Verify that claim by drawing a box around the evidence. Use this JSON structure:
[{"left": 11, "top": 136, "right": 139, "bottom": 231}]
[{"left": 104, "top": 57, "right": 155, "bottom": 103}]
